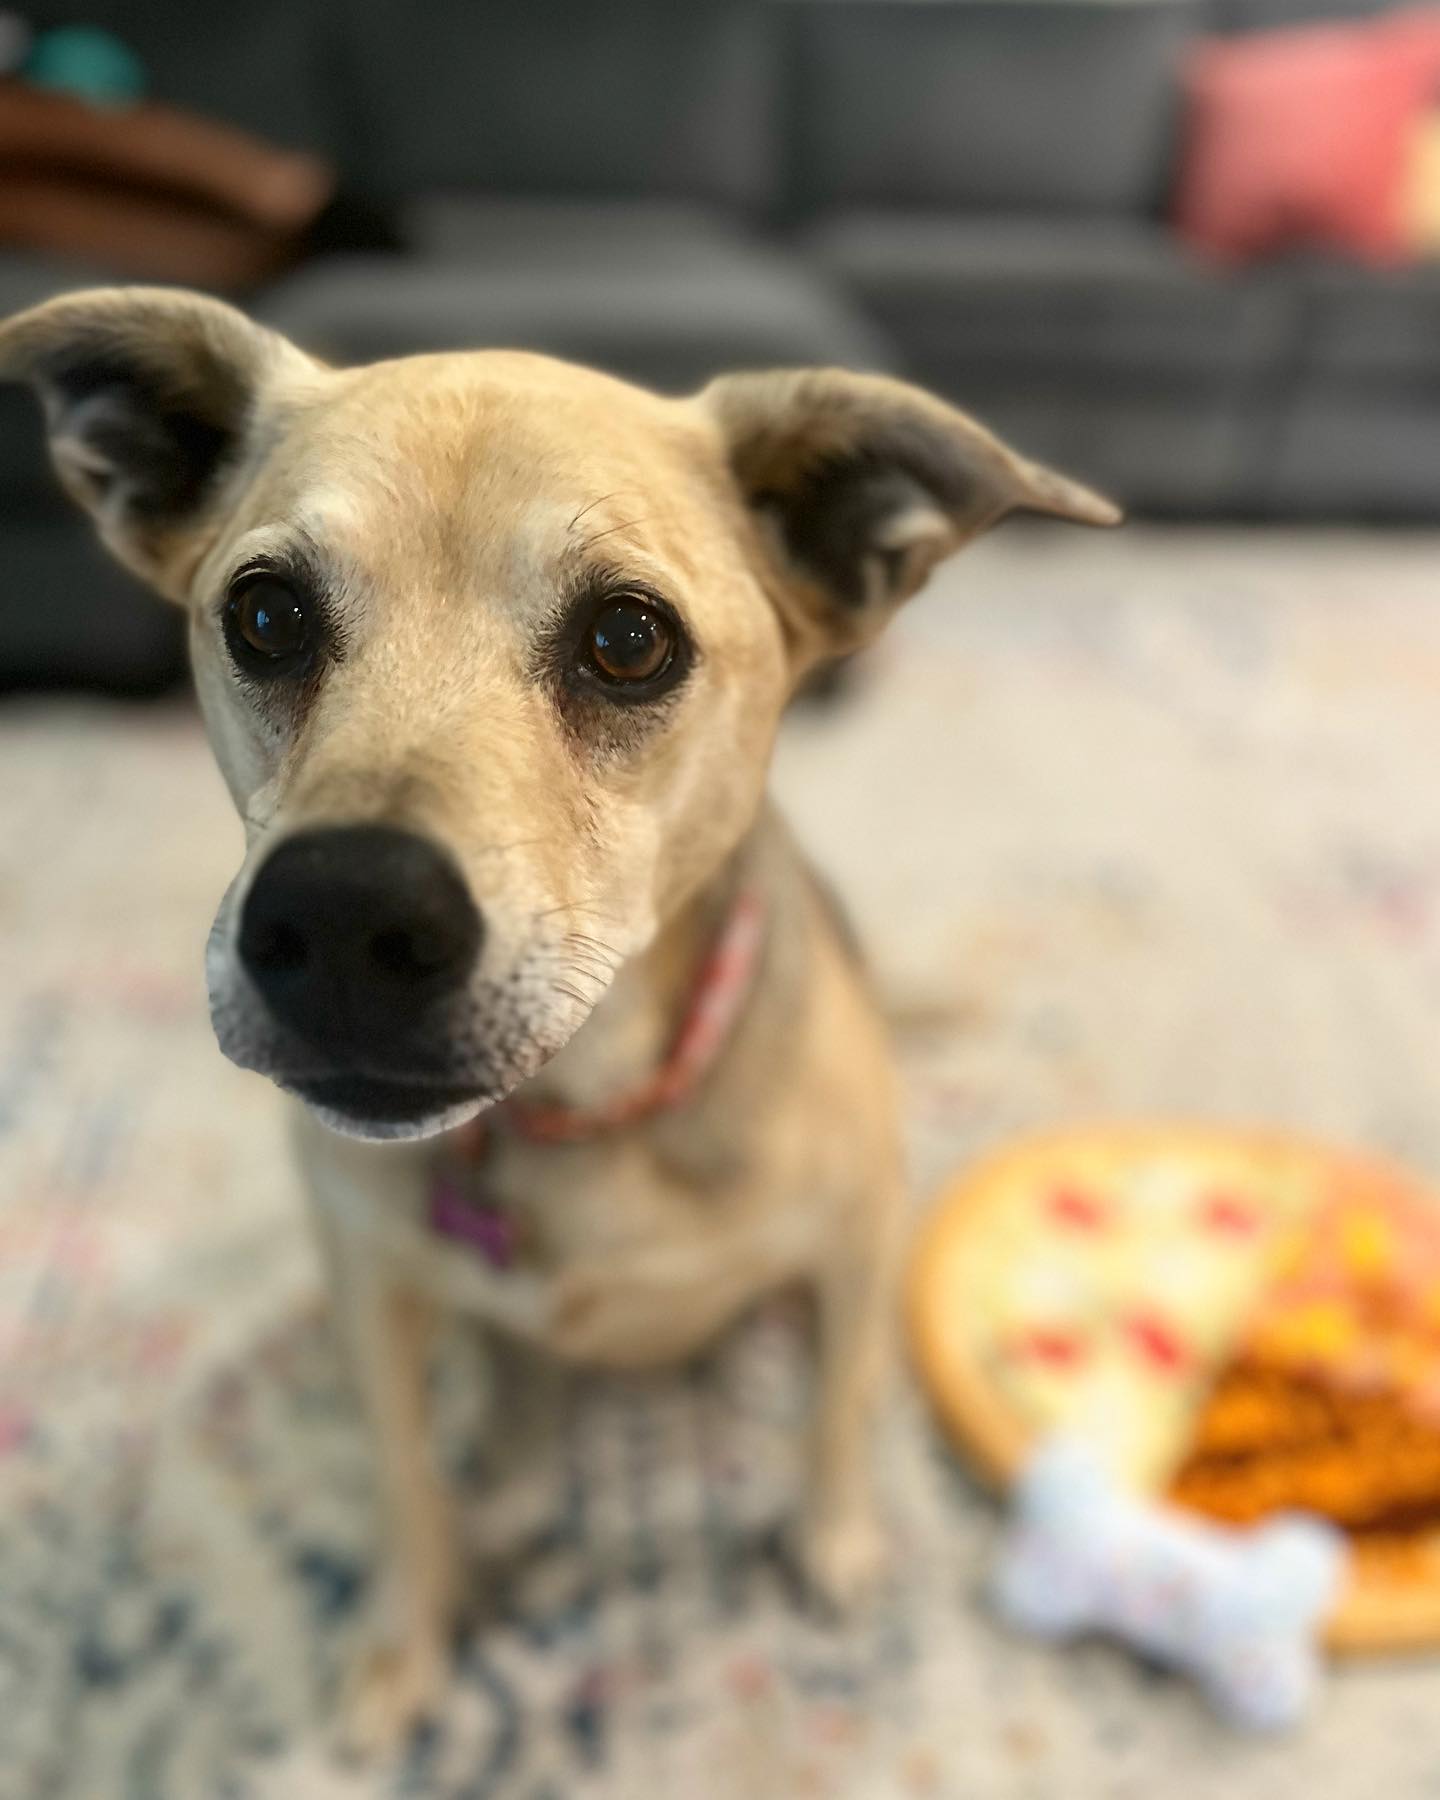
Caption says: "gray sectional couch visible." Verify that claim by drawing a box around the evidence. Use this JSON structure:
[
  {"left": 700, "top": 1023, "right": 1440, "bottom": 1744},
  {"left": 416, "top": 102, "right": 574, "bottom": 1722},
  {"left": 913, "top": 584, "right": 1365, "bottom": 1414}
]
[{"left": 2, "top": 0, "right": 1433, "bottom": 690}]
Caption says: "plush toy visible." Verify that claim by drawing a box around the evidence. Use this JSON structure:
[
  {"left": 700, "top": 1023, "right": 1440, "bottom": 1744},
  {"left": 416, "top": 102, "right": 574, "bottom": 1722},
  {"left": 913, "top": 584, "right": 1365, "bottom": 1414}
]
[
  {"left": 910, "top": 1127, "right": 1440, "bottom": 1657},
  {"left": 992, "top": 1437, "right": 1347, "bottom": 1731}
]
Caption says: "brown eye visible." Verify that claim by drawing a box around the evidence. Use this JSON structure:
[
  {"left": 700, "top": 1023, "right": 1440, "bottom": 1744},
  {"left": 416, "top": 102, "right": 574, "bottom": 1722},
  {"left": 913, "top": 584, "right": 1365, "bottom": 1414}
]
[
  {"left": 586, "top": 596, "right": 674, "bottom": 685},
  {"left": 225, "top": 577, "right": 313, "bottom": 677}
]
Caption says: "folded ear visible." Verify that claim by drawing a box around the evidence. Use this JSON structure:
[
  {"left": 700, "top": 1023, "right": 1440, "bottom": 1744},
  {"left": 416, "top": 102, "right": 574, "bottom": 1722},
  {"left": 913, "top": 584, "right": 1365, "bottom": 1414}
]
[
  {"left": 0, "top": 286, "right": 314, "bottom": 597},
  {"left": 701, "top": 368, "right": 1120, "bottom": 659}
]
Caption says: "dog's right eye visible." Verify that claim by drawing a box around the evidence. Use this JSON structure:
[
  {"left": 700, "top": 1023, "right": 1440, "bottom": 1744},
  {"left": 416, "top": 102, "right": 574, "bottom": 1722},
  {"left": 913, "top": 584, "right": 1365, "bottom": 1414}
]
[{"left": 224, "top": 577, "right": 314, "bottom": 679}]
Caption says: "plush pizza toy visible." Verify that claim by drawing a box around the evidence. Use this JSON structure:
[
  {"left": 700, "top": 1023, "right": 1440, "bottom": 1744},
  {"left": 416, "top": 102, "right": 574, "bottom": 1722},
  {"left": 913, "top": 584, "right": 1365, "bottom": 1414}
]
[{"left": 909, "top": 1126, "right": 1440, "bottom": 1654}]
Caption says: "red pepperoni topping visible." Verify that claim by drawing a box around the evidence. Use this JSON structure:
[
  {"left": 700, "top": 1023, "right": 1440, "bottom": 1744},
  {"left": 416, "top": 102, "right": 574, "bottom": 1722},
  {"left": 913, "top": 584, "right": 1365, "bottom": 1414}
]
[
  {"left": 1123, "top": 1311, "right": 1188, "bottom": 1372},
  {"left": 1048, "top": 1185, "right": 1109, "bottom": 1229},
  {"left": 1200, "top": 1191, "right": 1261, "bottom": 1235},
  {"left": 1016, "top": 1326, "right": 1088, "bottom": 1368}
]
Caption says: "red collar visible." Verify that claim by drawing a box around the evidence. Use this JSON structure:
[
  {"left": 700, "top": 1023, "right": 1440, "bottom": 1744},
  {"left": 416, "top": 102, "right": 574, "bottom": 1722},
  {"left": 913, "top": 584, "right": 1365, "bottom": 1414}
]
[{"left": 453, "top": 885, "right": 768, "bottom": 1154}]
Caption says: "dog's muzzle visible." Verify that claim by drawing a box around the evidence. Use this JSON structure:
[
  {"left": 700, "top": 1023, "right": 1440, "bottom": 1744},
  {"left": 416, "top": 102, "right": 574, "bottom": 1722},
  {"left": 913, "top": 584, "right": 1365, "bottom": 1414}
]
[{"left": 236, "top": 823, "right": 485, "bottom": 1124}]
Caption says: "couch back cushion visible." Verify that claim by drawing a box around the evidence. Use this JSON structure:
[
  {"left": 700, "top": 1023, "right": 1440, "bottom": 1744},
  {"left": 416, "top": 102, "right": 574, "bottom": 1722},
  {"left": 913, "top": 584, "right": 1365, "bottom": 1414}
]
[
  {"left": 1211, "top": 0, "right": 1403, "bottom": 30},
  {"left": 341, "top": 0, "right": 781, "bottom": 210},
  {"left": 788, "top": 0, "right": 1200, "bottom": 215}
]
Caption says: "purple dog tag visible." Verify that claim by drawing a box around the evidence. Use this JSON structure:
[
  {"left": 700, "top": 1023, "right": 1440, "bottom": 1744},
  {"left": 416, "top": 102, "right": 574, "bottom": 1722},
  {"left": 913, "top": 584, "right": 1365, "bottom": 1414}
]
[{"left": 428, "top": 1173, "right": 517, "bottom": 1269}]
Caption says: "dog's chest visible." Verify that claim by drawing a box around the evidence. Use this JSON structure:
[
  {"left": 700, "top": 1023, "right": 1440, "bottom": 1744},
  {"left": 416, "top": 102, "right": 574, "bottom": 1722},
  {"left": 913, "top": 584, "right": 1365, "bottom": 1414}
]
[
  {"left": 405, "top": 1130, "right": 755, "bottom": 1360},
  {"left": 433, "top": 1129, "right": 700, "bottom": 1270}
]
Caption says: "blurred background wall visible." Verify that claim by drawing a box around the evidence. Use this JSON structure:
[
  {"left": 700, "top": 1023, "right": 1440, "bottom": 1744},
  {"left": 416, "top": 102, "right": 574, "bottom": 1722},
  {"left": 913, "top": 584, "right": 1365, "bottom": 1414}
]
[{"left": 3, "top": 0, "right": 1439, "bottom": 691}]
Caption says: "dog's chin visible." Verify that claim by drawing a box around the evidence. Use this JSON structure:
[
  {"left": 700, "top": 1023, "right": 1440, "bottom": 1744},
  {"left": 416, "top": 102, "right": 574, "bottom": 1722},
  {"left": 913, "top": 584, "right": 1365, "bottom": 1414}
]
[
  {"left": 206, "top": 926, "right": 607, "bottom": 1143},
  {"left": 217, "top": 1018, "right": 592, "bottom": 1143},
  {"left": 284, "top": 1074, "right": 497, "bottom": 1143}
]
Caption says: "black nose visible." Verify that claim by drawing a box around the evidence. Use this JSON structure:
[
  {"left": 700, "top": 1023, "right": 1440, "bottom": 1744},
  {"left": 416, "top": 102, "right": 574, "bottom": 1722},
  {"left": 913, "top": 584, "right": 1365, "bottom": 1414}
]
[{"left": 238, "top": 826, "right": 482, "bottom": 1055}]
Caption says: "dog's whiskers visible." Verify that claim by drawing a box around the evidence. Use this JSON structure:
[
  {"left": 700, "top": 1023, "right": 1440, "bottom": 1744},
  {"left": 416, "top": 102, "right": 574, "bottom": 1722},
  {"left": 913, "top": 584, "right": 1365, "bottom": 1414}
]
[
  {"left": 566, "top": 958, "right": 614, "bottom": 987},
  {"left": 561, "top": 930, "right": 623, "bottom": 966},
  {"left": 565, "top": 971, "right": 610, "bottom": 998}
]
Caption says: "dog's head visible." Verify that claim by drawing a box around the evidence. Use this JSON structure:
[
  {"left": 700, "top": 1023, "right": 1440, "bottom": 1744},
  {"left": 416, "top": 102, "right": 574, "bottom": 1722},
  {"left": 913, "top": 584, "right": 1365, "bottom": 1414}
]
[{"left": 0, "top": 288, "right": 1117, "bottom": 1140}]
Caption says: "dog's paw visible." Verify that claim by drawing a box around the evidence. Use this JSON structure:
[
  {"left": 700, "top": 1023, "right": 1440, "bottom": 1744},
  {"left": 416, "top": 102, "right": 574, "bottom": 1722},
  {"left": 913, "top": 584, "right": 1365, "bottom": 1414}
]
[
  {"left": 797, "top": 1509, "right": 892, "bottom": 1616},
  {"left": 333, "top": 1633, "right": 448, "bottom": 1765}
]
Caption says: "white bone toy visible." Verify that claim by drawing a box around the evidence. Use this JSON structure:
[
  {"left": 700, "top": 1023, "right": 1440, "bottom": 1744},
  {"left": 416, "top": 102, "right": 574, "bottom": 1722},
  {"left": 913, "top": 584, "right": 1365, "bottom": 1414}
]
[{"left": 991, "top": 1437, "right": 1347, "bottom": 1731}]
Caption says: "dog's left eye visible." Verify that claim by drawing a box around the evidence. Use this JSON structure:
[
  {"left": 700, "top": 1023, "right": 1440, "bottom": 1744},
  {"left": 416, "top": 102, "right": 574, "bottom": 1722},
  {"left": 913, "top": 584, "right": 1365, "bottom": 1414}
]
[
  {"left": 224, "top": 577, "right": 314, "bottom": 678},
  {"left": 585, "top": 595, "right": 675, "bottom": 686}
]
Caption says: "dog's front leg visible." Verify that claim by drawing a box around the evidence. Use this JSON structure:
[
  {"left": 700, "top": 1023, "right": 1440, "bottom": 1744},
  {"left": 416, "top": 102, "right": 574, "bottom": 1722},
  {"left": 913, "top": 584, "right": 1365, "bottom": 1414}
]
[
  {"left": 299, "top": 1129, "right": 457, "bottom": 1759},
  {"left": 332, "top": 1254, "right": 454, "bottom": 1758},
  {"left": 798, "top": 1174, "right": 904, "bottom": 1613}
]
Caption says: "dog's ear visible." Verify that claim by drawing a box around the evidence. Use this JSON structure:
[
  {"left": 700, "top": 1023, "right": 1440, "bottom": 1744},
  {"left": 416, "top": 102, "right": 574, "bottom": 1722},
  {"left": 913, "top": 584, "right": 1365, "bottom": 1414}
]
[
  {"left": 702, "top": 368, "right": 1120, "bottom": 660},
  {"left": 0, "top": 287, "right": 314, "bottom": 597}
]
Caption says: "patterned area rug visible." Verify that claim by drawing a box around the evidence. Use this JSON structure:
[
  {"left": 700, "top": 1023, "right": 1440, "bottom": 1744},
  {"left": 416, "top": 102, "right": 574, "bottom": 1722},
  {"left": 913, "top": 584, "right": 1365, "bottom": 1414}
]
[{"left": 4, "top": 526, "right": 1440, "bottom": 1798}]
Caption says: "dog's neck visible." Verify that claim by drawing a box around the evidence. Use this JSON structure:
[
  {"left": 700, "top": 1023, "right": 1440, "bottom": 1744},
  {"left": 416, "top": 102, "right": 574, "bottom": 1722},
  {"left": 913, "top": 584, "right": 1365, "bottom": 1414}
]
[{"left": 516, "top": 817, "right": 773, "bottom": 1114}]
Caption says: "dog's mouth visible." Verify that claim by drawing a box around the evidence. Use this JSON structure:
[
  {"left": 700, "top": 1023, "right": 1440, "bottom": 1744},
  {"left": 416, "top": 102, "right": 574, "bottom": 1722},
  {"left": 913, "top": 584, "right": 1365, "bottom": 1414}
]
[{"left": 285, "top": 1070, "right": 492, "bottom": 1136}]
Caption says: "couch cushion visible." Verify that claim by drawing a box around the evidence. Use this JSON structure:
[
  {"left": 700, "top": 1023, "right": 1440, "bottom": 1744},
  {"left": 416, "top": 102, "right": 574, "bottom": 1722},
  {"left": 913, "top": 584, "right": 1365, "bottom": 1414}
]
[
  {"left": 340, "top": 0, "right": 780, "bottom": 210},
  {"left": 807, "top": 214, "right": 1300, "bottom": 513},
  {"left": 260, "top": 217, "right": 892, "bottom": 391},
  {"left": 786, "top": 0, "right": 1199, "bottom": 215},
  {"left": 405, "top": 197, "right": 764, "bottom": 268},
  {"left": 1291, "top": 258, "right": 1440, "bottom": 379},
  {"left": 1263, "top": 260, "right": 1440, "bottom": 517},
  {"left": 0, "top": 515, "right": 184, "bottom": 692},
  {"left": 807, "top": 213, "right": 1300, "bottom": 379},
  {"left": 1212, "top": 0, "right": 1403, "bottom": 30},
  {"left": 929, "top": 382, "right": 1273, "bottom": 514},
  {"left": 1268, "top": 384, "right": 1440, "bottom": 517},
  {"left": 1174, "top": 11, "right": 1440, "bottom": 266}
]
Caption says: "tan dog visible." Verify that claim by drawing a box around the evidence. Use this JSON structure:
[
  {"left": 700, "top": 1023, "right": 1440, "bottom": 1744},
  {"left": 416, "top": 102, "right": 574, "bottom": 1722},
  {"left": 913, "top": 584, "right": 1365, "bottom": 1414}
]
[{"left": 0, "top": 288, "right": 1117, "bottom": 1755}]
